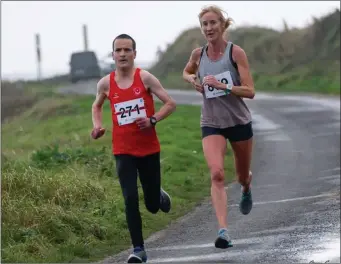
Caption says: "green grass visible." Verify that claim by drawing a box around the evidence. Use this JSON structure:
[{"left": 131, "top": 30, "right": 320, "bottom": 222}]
[
  {"left": 150, "top": 9, "right": 340, "bottom": 96},
  {"left": 1, "top": 92, "right": 236, "bottom": 263},
  {"left": 157, "top": 70, "right": 340, "bottom": 96},
  {"left": 252, "top": 65, "right": 340, "bottom": 95}
]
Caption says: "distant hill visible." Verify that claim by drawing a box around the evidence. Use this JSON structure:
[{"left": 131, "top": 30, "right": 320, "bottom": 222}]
[{"left": 150, "top": 9, "right": 340, "bottom": 94}]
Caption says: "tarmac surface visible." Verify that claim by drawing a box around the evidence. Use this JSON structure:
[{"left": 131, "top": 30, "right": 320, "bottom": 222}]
[{"left": 59, "top": 81, "right": 340, "bottom": 263}]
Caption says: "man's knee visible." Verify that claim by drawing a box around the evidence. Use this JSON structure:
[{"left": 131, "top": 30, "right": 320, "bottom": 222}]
[
  {"left": 142, "top": 189, "right": 161, "bottom": 214},
  {"left": 210, "top": 166, "right": 225, "bottom": 187},
  {"left": 123, "top": 191, "right": 139, "bottom": 208}
]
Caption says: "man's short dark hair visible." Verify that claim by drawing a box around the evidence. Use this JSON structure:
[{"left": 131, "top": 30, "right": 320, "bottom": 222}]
[{"left": 112, "top": 34, "right": 136, "bottom": 51}]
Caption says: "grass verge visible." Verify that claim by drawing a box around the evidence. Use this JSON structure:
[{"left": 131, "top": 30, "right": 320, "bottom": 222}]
[
  {"left": 158, "top": 70, "right": 340, "bottom": 96},
  {"left": 1, "top": 92, "right": 235, "bottom": 263}
]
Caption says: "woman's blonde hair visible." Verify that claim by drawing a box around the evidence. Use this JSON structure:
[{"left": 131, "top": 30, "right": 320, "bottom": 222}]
[{"left": 198, "top": 5, "right": 234, "bottom": 31}]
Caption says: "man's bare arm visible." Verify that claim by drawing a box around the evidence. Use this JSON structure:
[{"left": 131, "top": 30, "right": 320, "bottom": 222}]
[
  {"left": 92, "top": 75, "right": 109, "bottom": 129},
  {"left": 141, "top": 70, "right": 176, "bottom": 122}
]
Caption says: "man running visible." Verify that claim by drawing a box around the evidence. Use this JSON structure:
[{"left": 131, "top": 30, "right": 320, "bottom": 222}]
[
  {"left": 91, "top": 33, "right": 176, "bottom": 263},
  {"left": 183, "top": 5, "right": 255, "bottom": 249}
]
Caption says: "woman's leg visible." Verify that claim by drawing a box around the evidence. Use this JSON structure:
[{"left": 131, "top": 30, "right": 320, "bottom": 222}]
[
  {"left": 202, "top": 134, "right": 228, "bottom": 229},
  {"left": 229, "top": 122, "right": 254, "bottom": 215}
]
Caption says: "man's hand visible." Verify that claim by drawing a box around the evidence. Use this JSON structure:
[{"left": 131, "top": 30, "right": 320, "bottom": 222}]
[
  {"left": 203, "top": 75, "right": 225, "bottom": 90},
  {"left": 135, "top": 117, "right": 152, "bottom": 130},
  {"left": 91, "top": 127, "right": 106, "bottom": 139}
]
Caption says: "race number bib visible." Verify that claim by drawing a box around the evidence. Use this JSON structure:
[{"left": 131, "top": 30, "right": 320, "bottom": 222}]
[
  {"left": 114, "top": 98, "right": 146, "bottom": 126},
  {"left": 204, "top": 71, "right": 234, "bottom": 99}
]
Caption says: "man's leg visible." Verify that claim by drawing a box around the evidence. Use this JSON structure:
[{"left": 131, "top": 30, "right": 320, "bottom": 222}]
[
  {"left": 115, "top": 154, "right": 147, "bottom": 263},
  {"left": 137, "top": 152, "right": 171, "bottom": 214}
]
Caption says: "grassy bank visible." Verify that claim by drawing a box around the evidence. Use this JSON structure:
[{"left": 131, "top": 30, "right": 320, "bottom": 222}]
[
  {"left": 1, "top": 90, "right": 236, "bottom": 263},
  {"left": 157, "top": 69, "right": 340, "bottom": 96},
  {"left": 150, "top": 9, "right": 340, "bottom": 95}
]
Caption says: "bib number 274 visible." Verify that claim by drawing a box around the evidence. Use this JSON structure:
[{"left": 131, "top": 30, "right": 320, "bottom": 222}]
[{"left": 114, "top": 98, "right": 147, "bottom": 126}]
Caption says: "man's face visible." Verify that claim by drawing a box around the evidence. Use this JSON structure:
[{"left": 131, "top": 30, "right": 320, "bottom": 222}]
[{"left": 112, "top": 38, "right": 136, "bottom": 69}]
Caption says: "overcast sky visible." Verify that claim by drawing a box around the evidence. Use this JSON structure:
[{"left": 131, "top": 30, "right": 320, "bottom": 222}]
[{"left": 2, "top": 1, "right": 340, "bottom": 80}]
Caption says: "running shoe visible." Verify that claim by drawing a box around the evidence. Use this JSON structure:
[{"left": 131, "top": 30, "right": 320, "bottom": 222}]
[
  {"left": 160, "top": 188, "right": 171, "bottom": 213},
  {"left": 214, "top": 228, "right": 233, "bottom": 249},
  {"left": 127, "top": 246, "right": 147, "bottom": 263},
  {"left": 239, "top": 188, "right": 253, "bottom": 215}
]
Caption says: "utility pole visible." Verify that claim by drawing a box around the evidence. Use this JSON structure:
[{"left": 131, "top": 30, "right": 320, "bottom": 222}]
[
  {"left": 83, "top": 24, "right": 88, "bottom": 51},
  {"left": 35, "top": 33, "right": 42, "bottom": 81}
]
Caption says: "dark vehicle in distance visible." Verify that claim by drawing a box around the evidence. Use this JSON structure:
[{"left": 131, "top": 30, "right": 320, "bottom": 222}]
[{"left": 69, "top": 51, "right": 101, "bottom": 83}]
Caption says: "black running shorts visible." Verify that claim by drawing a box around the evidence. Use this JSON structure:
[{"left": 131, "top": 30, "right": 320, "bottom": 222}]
[{"left": 201, "top": 122, "right": 253, "bottom": 142}]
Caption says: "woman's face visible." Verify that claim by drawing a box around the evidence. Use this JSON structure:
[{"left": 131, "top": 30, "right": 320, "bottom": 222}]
[{"left": 200, "top": 11, "right": 224, "bottom": 42}]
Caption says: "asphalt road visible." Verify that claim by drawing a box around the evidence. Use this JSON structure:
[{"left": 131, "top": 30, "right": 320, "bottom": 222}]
[{"left": 59, "top": 81, "right": 340, "bottom": 263}]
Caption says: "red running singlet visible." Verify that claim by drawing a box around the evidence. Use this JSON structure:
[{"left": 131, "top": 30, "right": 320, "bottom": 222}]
[{"left": 108, "top": 68, "right": 160, "bottom": 156}]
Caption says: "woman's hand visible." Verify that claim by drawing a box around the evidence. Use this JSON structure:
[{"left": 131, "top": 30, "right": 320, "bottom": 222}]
[
  {"left": 203, "top": 75, "right": 225, "bottom": 90},
  {"left": 188, "top": 74, "right": 204, "bottom": 93}
]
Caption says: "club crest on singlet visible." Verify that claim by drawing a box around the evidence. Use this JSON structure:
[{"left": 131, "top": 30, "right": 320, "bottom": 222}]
[
  {"left": 114, "top": 98, "right": 147, "bottom": 126},
  {"left": 204, "top": 70, "right": 234, "bottom": 99},
  {"left": 133, "top": 87, "right": 141, "bottom": 95}
]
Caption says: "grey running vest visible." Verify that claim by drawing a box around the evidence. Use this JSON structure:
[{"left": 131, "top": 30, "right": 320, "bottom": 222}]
[{"left": 198, "top": 41, "right": 252, "bottom": 128}]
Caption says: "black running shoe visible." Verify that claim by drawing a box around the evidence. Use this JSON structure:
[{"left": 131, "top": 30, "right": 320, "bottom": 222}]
[{"left": 160, "top": 188, "right": 171, "bottom": 213}]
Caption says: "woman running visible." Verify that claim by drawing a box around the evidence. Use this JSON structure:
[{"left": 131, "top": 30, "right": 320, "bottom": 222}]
[{"left": 182, "top": 5, "right": 255, "bottom": 249}]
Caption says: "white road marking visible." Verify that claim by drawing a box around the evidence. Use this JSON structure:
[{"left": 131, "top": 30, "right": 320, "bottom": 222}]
[
  {"left": 318, "top": 174, "right": 340, "bottom": 180},
  {"left": 254, "top": 130, "right": 277, "bottom": 136},
  {"left": 147, "top": 227, "right": 340, "bottom": 263},
  {"left": 321, "top": 167, "right": 340, "bottom": 173},
  {"left": 251, "top": 112, "right": 292, "bottom": 141},
  {"left": 248, "top": 223, "right": 338, "bottom": 237},
  {"left": 312, "top": 131, "right": 341, "bottom": 138},
  {"left": 326, "top": 179, "right": 340, "bottom": 185},
  {"left": 252, "top": 125, "right": 292, "bottom": 141},
  {"left": 229, "top": 193, "right": 336, "bottom": 207},
  {"left": 148, "top": 235, "right": 279, "bottom": 252},
  {"left": 276, "top": 106, "right": 327, "bottom": 113},
  {"left": 262, "top": 133, "right": 291, "bottom": 142},
  {"left": 147, "top": 223, "right": 340, "bottom": 253},
  {"left": 314, "top": 149, "right": 340, "bottom": 154},
  {"left": 148, "top": 249, "right": 266, "bottom": 263},
  {"left": 148, "top": 243, "right": 331, "bottom": 263},
  {"left": 251, "top": 111, "right": 282, "bottom": 131}
]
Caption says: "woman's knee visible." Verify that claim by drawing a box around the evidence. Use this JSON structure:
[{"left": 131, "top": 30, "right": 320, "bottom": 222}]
[{"left": 210, "top": 166, "right": 225, "bottom": 187}]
